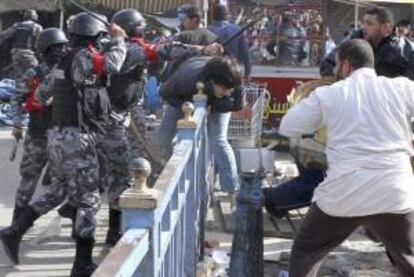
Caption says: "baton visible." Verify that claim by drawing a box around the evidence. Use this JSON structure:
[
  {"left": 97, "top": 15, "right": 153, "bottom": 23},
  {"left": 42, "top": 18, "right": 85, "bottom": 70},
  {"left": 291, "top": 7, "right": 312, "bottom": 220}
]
[
  {"left": 66, "top": 0, "right": 111, "bottom": 27},
  {"left": 129, "top": 117, "right": 156, "bottom": 162},
  {"left": 9, "top": 138, "right": 19, "bottom": 162},
  {"left": 221, "top": 15, "right": 264, "bottom": 46}
]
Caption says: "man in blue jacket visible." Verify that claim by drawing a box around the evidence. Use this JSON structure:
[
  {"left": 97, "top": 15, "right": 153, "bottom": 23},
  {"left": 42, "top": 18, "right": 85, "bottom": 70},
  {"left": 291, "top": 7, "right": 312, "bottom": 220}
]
[{"left": 208, "top": 5, "right": 251, "bottom": 78}]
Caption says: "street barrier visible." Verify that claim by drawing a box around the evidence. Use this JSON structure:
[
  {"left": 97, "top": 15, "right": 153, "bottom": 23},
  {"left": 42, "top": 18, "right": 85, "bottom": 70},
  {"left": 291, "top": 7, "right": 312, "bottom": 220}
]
[{"left": 94, "top": 84, "right": 211, "bottom": 276}]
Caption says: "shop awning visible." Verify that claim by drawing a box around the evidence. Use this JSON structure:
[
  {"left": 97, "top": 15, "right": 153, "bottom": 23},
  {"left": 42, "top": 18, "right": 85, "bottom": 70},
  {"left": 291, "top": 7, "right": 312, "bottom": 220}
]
[
  {"left": 333, "top": 0, "right": 414, "bottom": 5},
  {"left": 144, "top": 14, "right": 181, "bottom": 30},
  {"left": 0, "top": 0, "right": 58, "bottom": 13}
]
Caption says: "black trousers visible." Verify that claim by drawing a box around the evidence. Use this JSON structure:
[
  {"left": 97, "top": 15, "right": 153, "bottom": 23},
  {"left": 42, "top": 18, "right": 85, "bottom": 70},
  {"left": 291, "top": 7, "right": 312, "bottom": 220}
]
[{"left": 289, "top": 204, "right": 414, "bottom": 277}]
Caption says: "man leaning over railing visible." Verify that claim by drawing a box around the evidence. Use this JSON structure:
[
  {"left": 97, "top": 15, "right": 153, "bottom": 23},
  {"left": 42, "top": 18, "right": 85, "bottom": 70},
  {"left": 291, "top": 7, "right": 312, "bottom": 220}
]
[{"left": 157, "top": 55, "right": 244, "bottom": 195}]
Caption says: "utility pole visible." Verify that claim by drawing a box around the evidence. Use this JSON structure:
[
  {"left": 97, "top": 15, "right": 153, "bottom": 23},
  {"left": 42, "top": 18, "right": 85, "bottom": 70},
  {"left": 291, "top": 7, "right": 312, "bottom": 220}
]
[{"left": 58, "top": 0, "right": 65, "bottom": 30}]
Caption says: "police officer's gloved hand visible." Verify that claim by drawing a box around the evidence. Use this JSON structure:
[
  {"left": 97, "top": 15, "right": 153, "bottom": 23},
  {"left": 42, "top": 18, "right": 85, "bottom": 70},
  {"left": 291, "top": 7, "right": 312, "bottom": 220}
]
[{"left": 12, "top": 126, "right": 23, "bottom": 141}]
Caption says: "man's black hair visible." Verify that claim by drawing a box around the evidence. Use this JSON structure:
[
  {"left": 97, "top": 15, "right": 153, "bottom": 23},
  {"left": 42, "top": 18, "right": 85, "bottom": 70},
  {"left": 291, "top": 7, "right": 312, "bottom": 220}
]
[
  {"left": 203, "top": 57, "right": 243, "bottom": 89},
  {"left": 337, "top": 39, "right": 374, "bottom": 70},
  {"left": 396, "top": 19, "right": 411, "bottom": 28},
  {"left": 213, "top": 5, "right": 230, "bottom": 21},
  {"left": 178, "top": 4, "right": 201, "bottom": 20},
  {"left": 364, "top": 7, "right": 394, "bottom": 25}
]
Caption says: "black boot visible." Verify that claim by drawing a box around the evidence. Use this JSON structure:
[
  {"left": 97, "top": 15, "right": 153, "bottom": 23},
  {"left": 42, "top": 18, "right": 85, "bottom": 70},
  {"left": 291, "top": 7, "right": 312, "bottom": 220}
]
[
  {"left": 11, "top": 204, "right": 26, "bottom": 224},
  {"left": 105, "top": 209, "right": 122, "bottom": 246},
  {"left": 70, "top": 237, "right": 97, "bottom": 277},
  {"left": 0, "top": 206, "right": 40, "bottom": 264},
  {"left": 58, "top": 203, "right": 77, "bottom": 239}
]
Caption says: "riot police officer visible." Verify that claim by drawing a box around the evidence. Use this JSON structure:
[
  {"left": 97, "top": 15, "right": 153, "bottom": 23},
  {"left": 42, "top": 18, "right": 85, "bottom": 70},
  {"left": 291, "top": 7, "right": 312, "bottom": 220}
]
[
  {"left": 9, "top": 27, "right": 68, "bottom": 224},
  {"left": 0, "top": 9, "right": 43, "bottom": 78},
  {"left": 0, "top": 12, "right": 127, "bottom": 277}
]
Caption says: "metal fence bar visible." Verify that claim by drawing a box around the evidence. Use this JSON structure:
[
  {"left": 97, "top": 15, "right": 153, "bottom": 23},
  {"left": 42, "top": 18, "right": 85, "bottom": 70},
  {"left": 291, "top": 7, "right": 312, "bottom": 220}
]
[
  {"left": 93, "top": 229, "right": 149, "bottom": 276},
  {"left": 228, "top": 82, "right": 267, "bottom": 144}
]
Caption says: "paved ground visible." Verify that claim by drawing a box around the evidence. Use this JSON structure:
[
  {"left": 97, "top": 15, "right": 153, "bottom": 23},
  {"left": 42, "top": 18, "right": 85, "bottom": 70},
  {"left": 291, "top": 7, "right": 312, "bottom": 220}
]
[
  {"left": 0, "top": 128, "right": 397, "bottom": 277},
  {"left": 202, "top": 155, "right": 397, "bottom": 277},
  {"left": 0, "top": 129, "right": 111, "bottom": 277}
]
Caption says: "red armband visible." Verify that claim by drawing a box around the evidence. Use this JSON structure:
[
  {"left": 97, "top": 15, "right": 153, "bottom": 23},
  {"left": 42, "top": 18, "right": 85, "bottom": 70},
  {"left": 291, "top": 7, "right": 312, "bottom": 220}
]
[
  {"left": 143, "top": 43, "right": 158, "bottom": 61},
  {"left": 131, "top": 37, "right": 159, "bottom": 62},
  {"left": 24, "top": 77, "right": 44, "bottom": 112},
  {"left": 88, "top": 44, "right": 105, "bottom": 77}
]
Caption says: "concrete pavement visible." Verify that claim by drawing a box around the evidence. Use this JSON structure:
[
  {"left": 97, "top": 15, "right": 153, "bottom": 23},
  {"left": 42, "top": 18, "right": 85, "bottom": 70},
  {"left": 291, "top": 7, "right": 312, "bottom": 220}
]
[
  {"left": 0, "top": 129, "right": 111, "bottom": 277},
  {"left": 0, "top": 128, "right": 395, "bottom": 277}
]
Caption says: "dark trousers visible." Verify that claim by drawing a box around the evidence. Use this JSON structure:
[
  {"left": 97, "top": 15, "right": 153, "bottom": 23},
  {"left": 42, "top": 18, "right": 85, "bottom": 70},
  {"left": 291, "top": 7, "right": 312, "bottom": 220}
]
[
  {"left": 264, "top": 160, "right": 325, "bottom": 217},
  {"left": 289, "top": 204, "right": 414, "bottom": 277}
]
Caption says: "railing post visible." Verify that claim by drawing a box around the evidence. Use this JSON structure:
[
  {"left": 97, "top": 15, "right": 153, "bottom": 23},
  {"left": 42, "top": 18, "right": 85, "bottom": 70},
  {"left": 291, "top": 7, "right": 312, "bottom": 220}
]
[
  {"left": 176, "top": 101, "right": 198, "bottom": 276},
  {"left": 192, "top": 82, "right": 209, "bottom": 260},
  {"left": 120, "top": 158, "right": 157, "bottom": 210},
  {"left": 176, "top": 102, "right": 197, "bottom": 138},
  {"left": 193, "top": 82, "right": 208, "bottom": 106},
  {"left": 96, "top": 80, "right": 213, "bottom": 277},
  {"left": 119, "top": 158, "right": 159, "bottom": 276}
]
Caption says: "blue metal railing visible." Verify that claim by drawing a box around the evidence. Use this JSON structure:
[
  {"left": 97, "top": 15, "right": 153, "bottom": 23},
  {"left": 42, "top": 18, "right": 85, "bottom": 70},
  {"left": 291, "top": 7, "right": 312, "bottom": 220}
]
[{"left": 94, "top": 91, "right": 211, "bottom": 277}]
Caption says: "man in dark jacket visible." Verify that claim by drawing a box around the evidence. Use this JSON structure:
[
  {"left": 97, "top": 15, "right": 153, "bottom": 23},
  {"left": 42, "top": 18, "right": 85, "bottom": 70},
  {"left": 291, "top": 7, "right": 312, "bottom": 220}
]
[
  {"left": 279, "top": 14, "right": 307, "bottom": 66},
  {"left": 158, "top": 56, "right": 244, "bottom": 192},
  {"left": 320, "top": 7, "right": 410, "bottom": 78},
  {"left": 176, "top": 4, "right": 218, "bottom": 45},
  {"left": 160, "top": 4, "right": 219, "bottom": 82},
  {"left": 208, "top": 5, "right": 251, "bottom": 78}
]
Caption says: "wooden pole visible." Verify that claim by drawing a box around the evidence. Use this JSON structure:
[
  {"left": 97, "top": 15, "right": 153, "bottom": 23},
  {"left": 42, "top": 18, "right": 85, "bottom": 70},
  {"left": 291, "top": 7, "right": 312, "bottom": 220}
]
[
  {"left": 354, "top": 0, "right": 360, "bottom": 29},
  {"left": 59, "top": 0, "right": 65, "bottom": 30}
]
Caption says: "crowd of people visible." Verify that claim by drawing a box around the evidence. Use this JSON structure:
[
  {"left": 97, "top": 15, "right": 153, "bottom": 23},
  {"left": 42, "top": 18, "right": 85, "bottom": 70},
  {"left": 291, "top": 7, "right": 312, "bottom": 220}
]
[{"left": 228, "top": 3, "right": 328, "bottom": 66}]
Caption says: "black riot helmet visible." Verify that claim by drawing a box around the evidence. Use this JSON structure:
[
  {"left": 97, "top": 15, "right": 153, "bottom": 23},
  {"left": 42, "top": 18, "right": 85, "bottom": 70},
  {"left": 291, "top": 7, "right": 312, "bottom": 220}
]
[
  {"left": 37, "top": 28, "right": 68, "bottom": 55},
  {"left": 111, "top": 9, "right": 146, "bottom": 37},
  {"left": 23, "top": 9, "right": 39, "bottom": 22},
  {"left": 69, "top": 12, "right": 108, "bottom": 37}
]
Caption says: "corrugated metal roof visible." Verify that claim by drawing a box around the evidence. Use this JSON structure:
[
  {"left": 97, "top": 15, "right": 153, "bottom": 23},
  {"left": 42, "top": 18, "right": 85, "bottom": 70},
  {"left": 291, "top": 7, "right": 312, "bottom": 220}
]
[
  {"left": 145, "top": 14, "right": 180, "bottom": 30},
  {"left": 0, "top": 0, "right": 58, "bottom": 13},
  {"left": 78, "top": 0, "right": 192, "bottom": 13}
]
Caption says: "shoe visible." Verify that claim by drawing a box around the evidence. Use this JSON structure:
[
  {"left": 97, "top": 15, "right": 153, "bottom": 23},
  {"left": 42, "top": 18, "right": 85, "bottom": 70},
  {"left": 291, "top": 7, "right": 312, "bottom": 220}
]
[
  {"left": 70, "top": 236, "right": 97, "bottom": 277},
  {"left": 105, "top": 209, "right": 122, "bottom": 246},
  {"left": 11, "top": 204, "right": 26, "bottom": 224},
  {"left": 0, "top": 206, "right": 40, "bottom": 264},
  {"left": 0, "top": 228, "right": 20, "bottom": 264}
]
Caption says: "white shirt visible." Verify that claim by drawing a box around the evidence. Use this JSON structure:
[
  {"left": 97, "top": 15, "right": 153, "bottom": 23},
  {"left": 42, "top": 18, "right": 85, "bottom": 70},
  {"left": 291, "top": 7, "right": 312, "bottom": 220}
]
[{"left": 279, "top": 68, "right": 414, "bottom": 217}]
